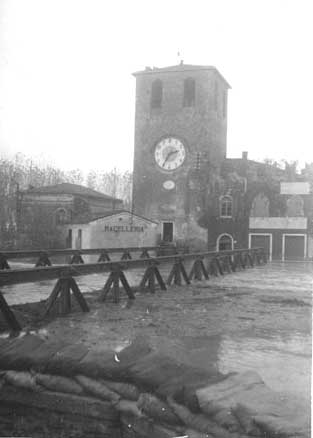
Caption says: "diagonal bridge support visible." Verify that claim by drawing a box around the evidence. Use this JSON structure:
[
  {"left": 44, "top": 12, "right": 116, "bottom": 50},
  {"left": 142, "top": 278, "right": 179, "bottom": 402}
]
[
  {"left": 99, "top": 264, "right": 135, "bottom": 303},
  {"left": 45, "top": 276, "right": 89, "bottom": 316}
]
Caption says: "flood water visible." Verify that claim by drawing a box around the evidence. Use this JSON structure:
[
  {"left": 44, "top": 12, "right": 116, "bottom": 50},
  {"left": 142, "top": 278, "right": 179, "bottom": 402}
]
[{"left": 1, "top": 260, "right": 312, "bottom": 401}]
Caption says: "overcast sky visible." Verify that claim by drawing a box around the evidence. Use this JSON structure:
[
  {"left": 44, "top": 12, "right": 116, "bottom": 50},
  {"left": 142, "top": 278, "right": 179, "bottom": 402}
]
[{"left": 0, "top": 0, "right": 312, "bottom": 172}]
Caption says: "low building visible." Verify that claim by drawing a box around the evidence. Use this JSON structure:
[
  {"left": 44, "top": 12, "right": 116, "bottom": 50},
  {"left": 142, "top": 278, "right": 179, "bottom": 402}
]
[
  {"left": 19, "top": 183, "right": 124, "bottom": 248},
  {"left": 65, "top": 210, "right": 158, "bottom": 254},
  {"left": 204, "top": 154, "right": 313, "bottom": 260},
  {"left": 249, "top": 182, "right": 313, "bottom": 260}
]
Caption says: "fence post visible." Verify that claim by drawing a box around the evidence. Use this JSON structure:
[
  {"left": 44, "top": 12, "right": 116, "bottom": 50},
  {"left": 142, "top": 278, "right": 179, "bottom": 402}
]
[
  {"left": 100, "top": 264, "right": 135, "bottom": 303},
  {"left": 0, "top": 291, "right": 21, "bottom": 332},
  {"left": 0, "top": 254, "right": 10, "bottom": 270},
  {"left": 140, "top": 261, "right": 166, "bottom": 293},
  {"left": 45, "top": 275, "right": 89, "bottom": 316},
  {"left": 167, "top": 258, "right": 190, "bottom": 286},
  {"left": 70, "top": 252, "right": 84, "bottom": 264},
  {"left": 35, "top": 252, "right": 52, "bottom": 267}
]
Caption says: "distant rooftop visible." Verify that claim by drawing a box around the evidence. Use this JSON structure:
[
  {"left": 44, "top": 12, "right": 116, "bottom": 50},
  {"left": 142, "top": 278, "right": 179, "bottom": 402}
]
[
  {"left": 133, "top": 63, "right": 231, "bottom": 88},
  {"left": 23, "top": 183, "right": 123, "bottom": 202}
]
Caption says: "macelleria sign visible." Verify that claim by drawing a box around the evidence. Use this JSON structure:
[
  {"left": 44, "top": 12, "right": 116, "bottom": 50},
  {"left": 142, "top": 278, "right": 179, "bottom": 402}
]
[{"left": 104, "top": 225, "right": 145, "bottom": 232}]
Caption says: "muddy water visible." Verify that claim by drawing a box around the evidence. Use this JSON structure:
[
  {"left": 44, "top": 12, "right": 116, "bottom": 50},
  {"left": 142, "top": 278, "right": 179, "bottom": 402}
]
[
  {"left": 219, "top": 332, "right": 311, "bottom": 398},
  {"left": 177, "top": 330, "right": 311, "bottom": 399},
  {"left": 1, "top": 261, "right": 312, "bottom": 401}
]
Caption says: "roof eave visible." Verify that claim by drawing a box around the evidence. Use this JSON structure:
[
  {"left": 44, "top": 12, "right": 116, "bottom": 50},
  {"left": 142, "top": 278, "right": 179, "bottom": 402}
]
[{"left": 132, "top": 66, "right": 231, "bottom": 89}]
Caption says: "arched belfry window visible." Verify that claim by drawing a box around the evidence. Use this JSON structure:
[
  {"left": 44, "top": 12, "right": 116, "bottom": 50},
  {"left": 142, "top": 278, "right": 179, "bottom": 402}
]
[
  {"left": 183, "top": 77, "right": 195, "bottom": 107},
  {"left": 220, "top": 195, "right": 233, "bottom": 218},
  {"left": 151, "top": 79, "right": 163, "bottom": 109}
]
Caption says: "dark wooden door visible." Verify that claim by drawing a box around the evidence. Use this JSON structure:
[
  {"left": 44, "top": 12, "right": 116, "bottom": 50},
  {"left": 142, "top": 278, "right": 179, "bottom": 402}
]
[{"left": 162, "top": 222, "right": 173, "bottom": 242}]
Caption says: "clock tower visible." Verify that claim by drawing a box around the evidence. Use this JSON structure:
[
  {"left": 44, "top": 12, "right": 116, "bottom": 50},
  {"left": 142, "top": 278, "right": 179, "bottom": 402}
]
[{"left": 132, "top": 63, "right": 230, "bottom": 248}]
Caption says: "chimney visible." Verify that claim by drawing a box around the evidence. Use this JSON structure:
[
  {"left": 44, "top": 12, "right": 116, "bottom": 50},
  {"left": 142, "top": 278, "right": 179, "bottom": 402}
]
[{"left": 242, "top": 151, "right": 248, "bottom": 160}]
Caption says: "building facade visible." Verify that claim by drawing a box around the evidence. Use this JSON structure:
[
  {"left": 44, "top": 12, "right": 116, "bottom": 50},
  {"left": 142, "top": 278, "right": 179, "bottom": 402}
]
[
  {"left": 206, "top": 154, "right": 313, "bottom": 260},
  {"left": 19, "top": 183, "right": 123, "bottom": 248},
  {"left": 65, "top": 211, "right": 158, "bottom": 256},
  {"left": 249, "top": 181, "right": 313, "bottom": 260}
]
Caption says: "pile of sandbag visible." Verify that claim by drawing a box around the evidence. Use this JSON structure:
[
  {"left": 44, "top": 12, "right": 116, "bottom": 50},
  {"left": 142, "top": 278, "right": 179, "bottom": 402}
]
[{"left": 0, "top": 334, "right": 310, "bottom": 438}]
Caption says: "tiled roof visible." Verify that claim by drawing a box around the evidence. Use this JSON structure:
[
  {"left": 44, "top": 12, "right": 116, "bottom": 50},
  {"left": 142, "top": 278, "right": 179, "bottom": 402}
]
[{"left": 23, "top": 183, "right": 123, "bottom": 202}]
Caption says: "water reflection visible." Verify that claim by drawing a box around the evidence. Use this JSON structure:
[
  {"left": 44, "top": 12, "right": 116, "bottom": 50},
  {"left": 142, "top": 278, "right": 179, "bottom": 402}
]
[
  {"left": 218, "top": 333, "right": 311, "bottom": 398},
  {"left": 170, "top": 331, "right": 311, "bottom": 399}
]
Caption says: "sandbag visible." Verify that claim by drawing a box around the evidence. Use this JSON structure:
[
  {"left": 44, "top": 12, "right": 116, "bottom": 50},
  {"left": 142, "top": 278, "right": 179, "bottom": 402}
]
[
  {"left": 196, "top": 371, "right": 310, "bottom": 438},
  {"left": 137, "top": 393, "right": 181, "bottom": 426},
  {"left": 167, "top": 395, "right": 235, "bottom": 438},
  {"left": 0, "top": 335, "right": 45, "bottom": 370},
  {"left": 76, "top": 374, "right": 120, "bottom": 403},
  {"left": 156, "top": 369, "right": 228, "bottom": 412},
  {"left": 45, "top": 343, "right": 89, "bottom": 376},
  {"left": 129, "top": 352, "right": 186, "bottom": 389},
  {"left": 35, "top": 372, "right": 84, "bottom": 395},
  {"left": 232, "top": 403, "right": 262, "bottom": 436},
  {"left": 113, "top": 399, "right": 143, "bottom": 417},
  {"left": 74, "top": 349, "right": 118, "bottom": 379},
  {"left": 254, "top": 414, "right": 309, "bottom": 438},
  {"left": 196, "top": 371, "right": 264, "bottom": 415},
  {"left": 116, "top": 335, "right": 152, "bottom": 364},
  {"left": 120, "top": 413, "right": 183, "bottom": 438},
  {"left": 5, "top": 370, "right": 42, "bottom": 392},
  {"left": 212, "top": 408, "right": 241, "bottom": 433},
  {"left": 75, "top": 337, "right": 152, "bottom": 381},
  {"left": 185, "top": 429, "right": 215, "bottom": 438},
  {"left": 25, "top": 340, "right": 68, "bottom": 373},
  {"left": 0, "top": 337, "right": 24, "bottom": 362},
  {"left": 101, "top": 379, "right": 140, "bottom": 401}
]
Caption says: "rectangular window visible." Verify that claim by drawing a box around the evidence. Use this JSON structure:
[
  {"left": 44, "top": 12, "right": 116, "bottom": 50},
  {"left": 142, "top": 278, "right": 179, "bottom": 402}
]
[
  {"left": 214, "top": 81, "right": 218, "bottom": 112},
  {"left": 67, "top": 229, "right": 72, "bottom": 248},
  {"left": 220, "top": 196, "right": 232, "bottom": 218},
  {"left": 76, "top": 229, "right": 82, "bottom": 249},
  {"left": 222, "top": 91, "right": 227, "bottom": 118},
  {"left": 183, "top": 78, "right": 196, "bottom": 107}
]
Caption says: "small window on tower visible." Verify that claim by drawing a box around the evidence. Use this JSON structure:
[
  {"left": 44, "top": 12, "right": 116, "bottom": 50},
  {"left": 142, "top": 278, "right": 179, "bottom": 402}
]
[
  {"left": 222, "top": 90, "right": 227, "bottom": 118},
  {"left": 151, "top": 79, "right": 163, "bottom": 109},
  {"left": 214, "top": 80, "right": 219, "bottom": 112},
  {"left": 183, "top": 78, "right": 195, "bottom": 107}
]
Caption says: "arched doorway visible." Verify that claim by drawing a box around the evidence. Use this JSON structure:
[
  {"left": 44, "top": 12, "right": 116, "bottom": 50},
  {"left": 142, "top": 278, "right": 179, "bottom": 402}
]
[{"left": 216, "top": 233, "right": 234, "bottom": 251}]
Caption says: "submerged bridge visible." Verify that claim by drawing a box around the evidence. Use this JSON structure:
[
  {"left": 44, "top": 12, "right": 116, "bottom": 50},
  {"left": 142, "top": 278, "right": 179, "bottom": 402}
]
[{"left": 0, "top": 246, "right": 266, "bottom": 332}]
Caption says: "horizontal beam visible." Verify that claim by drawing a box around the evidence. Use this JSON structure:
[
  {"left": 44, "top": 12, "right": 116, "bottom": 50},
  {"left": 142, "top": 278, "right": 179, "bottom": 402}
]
[
  {"left": 0, "top": 246, "right": 162, "bottom": 259},
  {"left": 0, "top": 248, "right": 265, "bottom": 287}
]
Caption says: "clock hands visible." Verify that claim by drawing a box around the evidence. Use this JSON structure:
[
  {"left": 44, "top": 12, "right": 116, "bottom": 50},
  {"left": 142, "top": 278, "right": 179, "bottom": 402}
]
[{"left": 163, "top": 149, "right": 179, "bottom": 167}]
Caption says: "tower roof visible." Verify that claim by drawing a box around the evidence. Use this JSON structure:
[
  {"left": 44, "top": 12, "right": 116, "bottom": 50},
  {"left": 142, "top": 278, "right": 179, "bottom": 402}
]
[{"left": 133, "top": 63, "right": 231, "bottom": 88}]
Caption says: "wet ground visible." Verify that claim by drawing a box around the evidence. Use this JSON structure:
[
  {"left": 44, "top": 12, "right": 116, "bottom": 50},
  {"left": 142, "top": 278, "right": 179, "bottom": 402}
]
[{"left": 1, "top": 261, "right": 312, "bottom": 402}]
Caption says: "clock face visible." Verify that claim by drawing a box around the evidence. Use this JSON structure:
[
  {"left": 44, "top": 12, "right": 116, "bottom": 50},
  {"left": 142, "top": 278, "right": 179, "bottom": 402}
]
[{"left": 154, "top": 137, "right": 186, "bottom": 170}]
